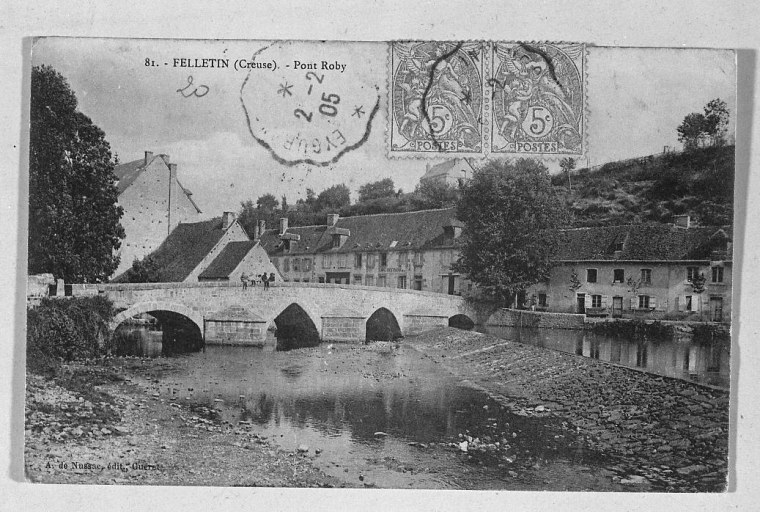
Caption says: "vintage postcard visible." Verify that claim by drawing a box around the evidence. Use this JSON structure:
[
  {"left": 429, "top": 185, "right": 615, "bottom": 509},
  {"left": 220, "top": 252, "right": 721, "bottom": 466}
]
[{"left": 24, "top": 38, "right": 735, "bottom": 492}]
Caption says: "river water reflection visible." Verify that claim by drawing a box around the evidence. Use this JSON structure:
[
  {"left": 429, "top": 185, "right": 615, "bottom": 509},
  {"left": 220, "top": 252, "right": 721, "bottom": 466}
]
[
  {"left": 480, "top": 326, "right": 730, "bottom": 388},
  {"left": 144, "top": 339, "right": 616, "bottom": 490}
]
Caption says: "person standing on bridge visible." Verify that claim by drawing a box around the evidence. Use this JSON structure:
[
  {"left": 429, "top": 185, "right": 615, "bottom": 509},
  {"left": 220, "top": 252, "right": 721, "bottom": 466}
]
[
  {"left": 241, "top": 272, "right": 249, "bottom": 291},
  {"left": 269, "top": 272, "right": 276, "bottom": 287},
  {"left": 262, "top": 272, "right": 269, "bottom": 289}
]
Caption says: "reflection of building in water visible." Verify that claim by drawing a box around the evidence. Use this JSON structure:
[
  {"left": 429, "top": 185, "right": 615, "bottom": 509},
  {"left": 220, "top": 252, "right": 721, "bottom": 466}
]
[
  {"left": 527, "top": 217, "right": 732, "bottom": 322},
  {"left": 258, "top": 209, "right": 472, "bottom": 296}
]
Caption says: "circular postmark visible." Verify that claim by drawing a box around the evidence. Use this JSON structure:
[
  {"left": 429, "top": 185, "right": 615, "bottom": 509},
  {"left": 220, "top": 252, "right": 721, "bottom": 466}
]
[{"left": 240, "top": 41, "right": 381, "bottom": 166}]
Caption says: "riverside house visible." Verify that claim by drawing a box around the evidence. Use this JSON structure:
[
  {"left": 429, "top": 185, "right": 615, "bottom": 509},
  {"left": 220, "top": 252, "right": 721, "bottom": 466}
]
[
  {"left": 113, "top": 151, "right": 202, "bottom": 277},
  {"left": 114, "top": 212, "right": 279, "bottom": 283},
  {"left": 257, "top": 209, "right": 472, "bottom": 296},
  {"left": 527, "top": 216, "right": 732, "bottom": 322}
]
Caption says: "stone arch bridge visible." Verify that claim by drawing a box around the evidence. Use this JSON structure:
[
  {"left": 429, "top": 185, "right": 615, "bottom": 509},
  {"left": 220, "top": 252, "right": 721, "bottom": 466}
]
[{"left": 72, "top": 282, "right": 493, "bottom": 345}]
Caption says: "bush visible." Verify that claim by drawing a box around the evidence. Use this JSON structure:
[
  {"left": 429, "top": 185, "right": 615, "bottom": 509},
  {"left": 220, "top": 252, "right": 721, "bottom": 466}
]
[{"left": 26, "top": 296, "right": 115, "bottom": 373}]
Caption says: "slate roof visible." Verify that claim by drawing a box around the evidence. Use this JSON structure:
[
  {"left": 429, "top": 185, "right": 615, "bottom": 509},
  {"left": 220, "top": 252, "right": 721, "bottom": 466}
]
[
  {"left": 114, "top": 155, "right": 201, "bottom": 213},
  {"left": 136, "top": 217, "right": 229, "bottom": 282},
  {"left": 258, "top": 208, "right": 463, "bottom": 256},
  {"left": 555, "top": 224, "right": 731, "bottom": 261},
  {"left": 198, "top": 241, "right": 257, "bottom": 279}
]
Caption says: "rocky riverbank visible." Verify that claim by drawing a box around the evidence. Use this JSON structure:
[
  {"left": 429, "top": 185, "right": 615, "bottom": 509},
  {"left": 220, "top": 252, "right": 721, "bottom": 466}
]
[
  {"left": 409, "top": 327, "right": 730, "bottom": 492},
  {"left": 24, "top": 361, "right": 348, "bottom": 487}
]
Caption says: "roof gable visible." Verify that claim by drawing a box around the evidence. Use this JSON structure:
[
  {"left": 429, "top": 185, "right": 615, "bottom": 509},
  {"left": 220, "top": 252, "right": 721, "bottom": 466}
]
[
  {"left": 146, "top": 217, "right": 230, "bottom": 281},
  {"left": 198, "top": 241, "right": 257, "bottom": 279}
]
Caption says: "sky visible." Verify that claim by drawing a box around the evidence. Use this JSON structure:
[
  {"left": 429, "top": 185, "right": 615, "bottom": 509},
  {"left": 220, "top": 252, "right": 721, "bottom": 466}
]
[{"left": 31, "top": 38, "right": 736, "bottom": 218}]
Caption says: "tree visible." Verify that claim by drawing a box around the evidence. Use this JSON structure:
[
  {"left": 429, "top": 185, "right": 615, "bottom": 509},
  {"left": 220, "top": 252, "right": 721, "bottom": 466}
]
[
  {"left": 123, "top": 255, "right": 161, "bottom": 283},
  {"left": 256, "top": 193, "right": 279, "bottom": 212},
  {"left": 358, "top": 178, "right": 396, "bottom": 202},
  {"left": 412, "top": 180, "right": 459, "bottom": 209},
  {"left": 703, "top": 98, "right": 730, "bottom": 146},
  {"left": 29, "top": 65, "right": 125, "bottom": 282},
  {"left": 453, "top": 159, "right": 568, "bottom": 305},
  {"left": 559, "top": 157, "right": 576, "bottom": 192},
  {"left": 677, "top": 98, "right": 731, "bottom": 150},
  {"left": 315, "top": 184, "right": 351, "bottom": 212},
  {"left": 677, "top": 112, "right": 709, "bottom": 151}
]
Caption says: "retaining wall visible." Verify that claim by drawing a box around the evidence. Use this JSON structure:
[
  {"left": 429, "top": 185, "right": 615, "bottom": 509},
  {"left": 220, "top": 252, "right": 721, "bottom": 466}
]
[{"left": 486, "top": 309, "right": 586, "bottom": 330}]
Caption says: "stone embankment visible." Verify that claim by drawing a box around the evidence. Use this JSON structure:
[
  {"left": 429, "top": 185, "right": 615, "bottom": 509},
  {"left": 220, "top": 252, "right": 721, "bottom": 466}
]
[{"left": 409, "top": 327, "right": 729, "bottom": 492}]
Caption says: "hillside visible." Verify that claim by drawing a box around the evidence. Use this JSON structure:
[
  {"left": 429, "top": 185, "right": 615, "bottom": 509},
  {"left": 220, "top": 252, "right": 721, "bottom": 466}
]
[{"left": 552, "top": 145, "right": 735, "bottom": 227}]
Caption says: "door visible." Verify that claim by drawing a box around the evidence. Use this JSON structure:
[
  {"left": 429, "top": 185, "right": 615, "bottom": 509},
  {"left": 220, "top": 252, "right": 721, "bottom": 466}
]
[
  {"left": 448, "top": 274, "right": 456, "bottom": 295},
  {"left": 709, "top": 297, "right": 723, "bottom": 322},
  {"left": 577, "top": 293, "right": 586, "bottom": 314},
  {"left": 612, "top": 296, "right": 623, "bottom": 318}
]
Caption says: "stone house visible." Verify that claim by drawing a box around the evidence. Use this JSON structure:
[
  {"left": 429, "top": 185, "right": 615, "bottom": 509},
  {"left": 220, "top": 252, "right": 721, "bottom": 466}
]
[
  {"left": 115, "top": 212, "right": 280, "bottom": 283},
  {"left": 419, "top": 159, "right": 473, "bottom": 187},
  {"left": 527, "top": 218, "right": 732, "bottom": 322},
  {"left": 113, "top": 151, "right": 202, "bottom": 277},
  {"left": 258, "top": 208, "right": 471, "bottom": 296}
]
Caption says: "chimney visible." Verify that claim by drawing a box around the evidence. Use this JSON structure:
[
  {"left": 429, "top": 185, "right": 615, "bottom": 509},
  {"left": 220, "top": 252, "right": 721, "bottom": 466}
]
[
  {"left": 144, "top": 151, "right": 153, "bottom": 165},
  {"left": 674, "top": 215, "right": 691, "bottom": 229},
  {"left": 222, "top": 211, "right": 236, "bottom": 230},
  {"left": 279, "top": 217, "right": 289, "bottom": 235},
  {"left": 258, "top": 219, "right": 266, "bottom": 236},
  {"left": 168, "top": 163, "right": 177, "bottom": 180},
  {"left": 253, "top": 223, "right": 260, "bottom": 240},
  {"left": 326, "top": 213, "right": 339, "bottom": 226}
]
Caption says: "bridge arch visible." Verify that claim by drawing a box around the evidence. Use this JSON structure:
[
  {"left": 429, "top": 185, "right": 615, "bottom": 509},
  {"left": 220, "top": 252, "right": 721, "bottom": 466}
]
[
  {"left": 110, "top": 301, "right": 204, "bottom": 334},
  {"left": 366, "top": 307, "right": 402, "bottom": 341},
  {"left": 273, "top": 302, "right": 321, "bottom": 351},
  {"left": 448, "top": 314, "right": 475, "bottom": 330}
]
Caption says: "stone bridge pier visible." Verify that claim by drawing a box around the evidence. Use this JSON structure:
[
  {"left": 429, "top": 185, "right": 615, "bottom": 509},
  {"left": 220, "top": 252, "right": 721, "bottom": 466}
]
[{"left": 72, "top": 282, "right": 494, "bottom": 346}]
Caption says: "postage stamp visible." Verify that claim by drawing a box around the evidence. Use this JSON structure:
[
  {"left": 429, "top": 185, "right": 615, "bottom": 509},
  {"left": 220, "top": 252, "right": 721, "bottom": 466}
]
[
  {"left": 490, "top": 42, "right": 586, "bottom": 155},
  {"left": 389, "top": 41, "right": 487, "bottom": 157},
  {"left": 240, "top": 41, "right": 381, "bottom": 166}
]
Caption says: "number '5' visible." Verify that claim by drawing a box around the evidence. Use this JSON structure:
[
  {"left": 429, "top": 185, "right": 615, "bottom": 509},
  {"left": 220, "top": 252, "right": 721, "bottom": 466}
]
[{"left": 320, "top": 92, "right": 340, "bottom": 117}]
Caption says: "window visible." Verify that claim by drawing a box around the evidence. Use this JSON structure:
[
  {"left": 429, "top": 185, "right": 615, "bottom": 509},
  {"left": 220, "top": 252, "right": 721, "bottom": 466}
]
[
  {"left": 318, "top": 276, "right": 325, "bottom": 283},
  {"left": 293, "top": 278, "right": 300, "bottom": 283},
  {"left": 303, "top": 278, "right": 310, "bottom": 283},
  {"left": 638, "top": 295, "right": 650, "bottom": 309},
  {"left": 323, "top": 254, "right": 332, "bottom": 268},
  {"left": 353, "top": 274, "right": 362, "bottom": 285},
  {"left": 592, "top": 295, "right": 602, "bottom": 308},
  {"left": 338, "top": 254, "right": 347, "bottom": 268},
  {"left": 613, "top": 269, "right": 624, "bottom": 283},
  {"left": 355, "top": 253, "right": 363, "bottom": 269},
  {"left": 413, "top": 275, "right": 423, "bottom": 291},
  {"left": 711, "top": 266, "right": 724, "bottom": 283},
  {"left": 413, "top": 252, "right": 424, "bottom": 266},
  {"left": 640, "top": 268, "right": 652, "bottom": 284},
  {"left": 685, "top": 295, "right": 693, "bottom": 311},
  {"left": 365, "top": 275, "right": 375, "bottom": 287},
  {"left": 397, "top": 276, "right": 407, "bottom": 289},
  {"left": 293, "top": 258, "right": 300, "bottom": 272},
  {"left": 331, "top": 235, "right": 341, "bottom": 248},
  {"left": 380, "top": 252, "right": 388, "bottom": 268},
  {"left": 399, "top": 251, "right": 409, "bottom": 267},
  {"left": 441, "top": 251, "right": 451, "bottom": 266},
  {"left": 586, "top": 269, "right": 597, "bottom": 283},
  {"left": 614, "top": 241, "right": 624, "bottom": 252},
  {"left": 538, "top": 293, "right": 547, "bottom": 307},
  {"left": 283, "top": 258, "right": 290, "bottom": 272},
  {"left": 687, "top": 266, "right": 700, "bottom": 282},
  {"left": 377, "top": 275, "right": 386, "bottom": 287},
  {"left": 304, "top": 258, "right": 312, "bottom": 272},
  {"left": 366, "top": 253, "right": 375, "bottom": 269}
]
